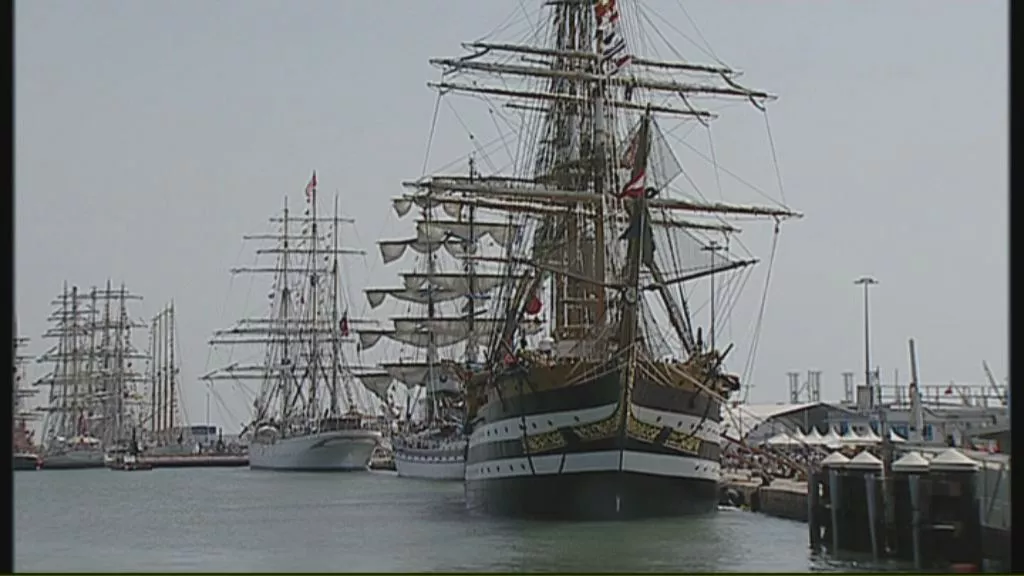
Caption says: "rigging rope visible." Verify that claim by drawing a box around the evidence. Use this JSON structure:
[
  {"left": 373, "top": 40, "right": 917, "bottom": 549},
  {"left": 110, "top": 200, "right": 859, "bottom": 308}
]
[
  {"left": 762, "top": 109, "right": 788, "bottom": 206},
  {"left": 740, "top": 218, "right": 781, "bottom": 403}
]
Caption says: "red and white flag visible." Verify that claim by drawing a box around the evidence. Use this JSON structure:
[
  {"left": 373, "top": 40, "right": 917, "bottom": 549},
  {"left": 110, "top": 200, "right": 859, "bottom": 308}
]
[
  {"left": 619, "top": 170, "right": 646, "bottom": 199},
  {"left": 305, "top": 171, "right": 317, "bottom": 202},
  {"left": 595, "top": 0, "right": 631, "bottom": 75}
]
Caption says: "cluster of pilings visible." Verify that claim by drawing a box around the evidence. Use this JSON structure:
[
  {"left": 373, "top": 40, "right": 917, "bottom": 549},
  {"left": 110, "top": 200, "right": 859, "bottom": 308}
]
[{"left": 807, "top": 448, "right": 986, "bottom": 571}]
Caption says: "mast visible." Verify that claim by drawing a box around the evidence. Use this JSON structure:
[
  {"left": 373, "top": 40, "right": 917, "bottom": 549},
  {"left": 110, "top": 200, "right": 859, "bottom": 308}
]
[
  {"left": 168, "top": 301, "right": 177, "bottom": 439},
  {"left": 465, "top": 157, "right": 478, "bottom": 366},
  {"left": 309, "top": 175, "right": 319, "bottom": 422},
  {"left": 425, "top": 177, "right": 438, "bottom": 426},
  {"left": 330, "top": 194, "right": 341, "bottom": 417},
  {"left": 69, "top": 286, "right": 81, "bottom": 436},
  {"left": 148, "top": 309, "right": 157, "bottom": 440},
  {"left": 281, "top": 197, "right": 292, "bottom": 426}
]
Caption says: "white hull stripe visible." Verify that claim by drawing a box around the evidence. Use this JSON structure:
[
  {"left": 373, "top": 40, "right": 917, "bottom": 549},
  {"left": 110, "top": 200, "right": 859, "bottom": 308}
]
[
  {"left": 395, "top": 456, "right": 466, "bottom": 480},
  {"left": 469, "top": 404, "right": 722, "bottom": 448},
  {"left": 465, "top": 450, "right": 721, "bottom": 482}
]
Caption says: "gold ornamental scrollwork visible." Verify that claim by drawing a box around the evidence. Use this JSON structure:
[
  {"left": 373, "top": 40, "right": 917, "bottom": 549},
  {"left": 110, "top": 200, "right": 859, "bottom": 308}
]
[
  {"left": 572, "top": 404, "right": 621, "bottom": 442},
  {"left": 522, "top": 429, "right": 567, "bottom": 453}
]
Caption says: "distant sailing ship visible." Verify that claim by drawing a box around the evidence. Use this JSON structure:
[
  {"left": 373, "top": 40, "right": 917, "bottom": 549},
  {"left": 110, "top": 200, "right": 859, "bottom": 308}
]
[
  {"left": 361, "top": 158, "right": 539, "bottom": 480},
  {"left": 203, "top": 173, "right": 382, "bottom": 471},
  {"left": 397, "top": 0, "right": 800, "bottom": 518},
  {"left": 13, "top": 323, "right": 41, "bottom": 470},
  {"left": 140, "top": 302, "right": 198, "bottom": 456},
  {"left": 35, "top": 282, "right": 149, "bottom": 469}
]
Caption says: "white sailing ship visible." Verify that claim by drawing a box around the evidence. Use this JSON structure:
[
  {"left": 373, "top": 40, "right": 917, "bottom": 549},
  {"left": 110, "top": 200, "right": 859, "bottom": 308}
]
[
  {"left": 360, "top": 157, "right": 543, "bottom": 481},
  {"left": 35, "top": 282, "right": 149, "bottom": 469},
  {"left": 13, "top": 324, "right": 42, "bottom": 470},
  {"left": 203, "top": 173, "right": 382, "bottom": 471}
]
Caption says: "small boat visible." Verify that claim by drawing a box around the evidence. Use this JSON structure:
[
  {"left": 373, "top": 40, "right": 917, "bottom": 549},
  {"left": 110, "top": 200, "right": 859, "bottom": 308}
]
[
  {"left": 13, "top": 452, "right": 40, "bottom": 470},
  {"left": 108, "top": 452, "right": 153, "bottom": 471},
  {"left": 107, "top": 429, "right": 153, "bottom": 471}
]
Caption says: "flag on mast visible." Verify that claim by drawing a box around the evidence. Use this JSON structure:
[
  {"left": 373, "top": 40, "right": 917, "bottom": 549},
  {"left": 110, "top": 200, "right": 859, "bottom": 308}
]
[
  {"left": 305, "top": 171, "right": 317, "bottom": 202},
  {"left": 595, "top": 0, "right": 630, "bottom": 75}
]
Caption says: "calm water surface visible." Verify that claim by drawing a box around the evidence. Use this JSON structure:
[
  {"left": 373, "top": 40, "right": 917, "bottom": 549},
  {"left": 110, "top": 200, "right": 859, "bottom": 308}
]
[{"left": 16, "top": 468, "right": 860, "bottom": 572}]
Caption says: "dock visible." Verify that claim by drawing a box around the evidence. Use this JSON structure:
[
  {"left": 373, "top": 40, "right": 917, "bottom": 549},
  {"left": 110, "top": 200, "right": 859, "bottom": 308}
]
[
  {"left": 139, "top": 454, "right": 248, "bottom": 468},
  {"left": 722, "top": 446, "right": 1011, "bottom": 572}
]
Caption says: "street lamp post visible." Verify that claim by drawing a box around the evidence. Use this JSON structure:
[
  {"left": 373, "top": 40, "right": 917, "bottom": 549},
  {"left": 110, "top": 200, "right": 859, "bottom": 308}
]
[{"left": 854, "top": 276, "right": 879, "bottom": 409}]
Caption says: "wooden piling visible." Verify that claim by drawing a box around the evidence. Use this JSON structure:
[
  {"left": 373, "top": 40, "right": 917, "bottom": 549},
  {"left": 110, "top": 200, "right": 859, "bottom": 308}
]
[
  {"left": 927, "top": 448, "right": 983, "bottom": 571},
  {"left": 891, "top": 451, "right": 929, "bottom": 568},
  {"left": 820, "top": 451, "right": 849, "bottom": 554}
]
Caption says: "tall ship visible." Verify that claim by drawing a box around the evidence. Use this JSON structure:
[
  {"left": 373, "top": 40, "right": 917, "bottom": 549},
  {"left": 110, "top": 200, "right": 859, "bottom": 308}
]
[
  {"left": 397, "top": 0, "right": 800, "bottom": 518},
  {"left": 34, "top": 282, "right": 149, "bottom": 469},
  {"left": 203, "top": 173, "right": 383, "bottom": 471},
  {"left": 361, "top": 157, "right": 537, "bottom": 480},
  {"left": 141, "top": 302, "right": 198, "bottom": 456},
  {"left": 13, "top": 324, "right": 41, "bottom": 470}
]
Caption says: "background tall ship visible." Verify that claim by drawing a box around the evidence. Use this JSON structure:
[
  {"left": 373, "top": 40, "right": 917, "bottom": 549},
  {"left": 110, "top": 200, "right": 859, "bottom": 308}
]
[
  {"left": 140, "top": 302, "right": 197, "bottom": 456},
  {"left": 34, "top": 282, "right": 149, "bottom": 469},
  {"left": 398, "top": 0, "right": 800, "bottom": 518},
  {"left": 13, "top": 323, "right": 41, "bottom": 470},
  {"left": 203, "top": 173, "right": 383, "bottom": 471},
  {"left": 362, "top": 159, "right": 539, "bottom": 480}
]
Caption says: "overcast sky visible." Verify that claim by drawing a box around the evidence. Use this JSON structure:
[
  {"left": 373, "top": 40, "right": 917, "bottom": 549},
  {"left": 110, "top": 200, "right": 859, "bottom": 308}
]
[{"left": 15, "top": 0, "right": 1007, "bottom": 432}]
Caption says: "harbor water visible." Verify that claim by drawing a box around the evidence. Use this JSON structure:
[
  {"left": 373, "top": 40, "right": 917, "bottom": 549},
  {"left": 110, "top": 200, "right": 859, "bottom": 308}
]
[{"left": 17, "top": 468, "right": 868, "bottom": 572}]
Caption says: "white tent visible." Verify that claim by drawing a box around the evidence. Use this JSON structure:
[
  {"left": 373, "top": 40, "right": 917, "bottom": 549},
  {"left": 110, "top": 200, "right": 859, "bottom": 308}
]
[
  {"left": 765, "top": 432, "right": 797, "bottom": 446},
  {"left": 790, "top": 428, "right": 807, "bottom": 442},
  {"left": 803, "top": 428, "right": 825, "bottom": 445},
  {"left": 821, "top": 427, "right": 843, "bottom": 449},
  {"left": 840, "top": 428, "right": 864, "bottom": 445},
  {"left": 861, "top": 427, "right": 883, "bottom": 444},
  {"left": 889, "top": 429, "right": 907, "bottom": 443}
]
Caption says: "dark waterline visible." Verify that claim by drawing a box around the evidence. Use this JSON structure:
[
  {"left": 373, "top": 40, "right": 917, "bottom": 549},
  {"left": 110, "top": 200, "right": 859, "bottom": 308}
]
[{"left": 16, "top": 468, "right": 868, "bottom": 572}]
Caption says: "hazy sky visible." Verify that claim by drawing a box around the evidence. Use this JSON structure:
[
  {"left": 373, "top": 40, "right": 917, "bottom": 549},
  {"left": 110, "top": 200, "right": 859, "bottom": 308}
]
[{"left": 15, "top": 0, "right": 1007, "bottom": 432}]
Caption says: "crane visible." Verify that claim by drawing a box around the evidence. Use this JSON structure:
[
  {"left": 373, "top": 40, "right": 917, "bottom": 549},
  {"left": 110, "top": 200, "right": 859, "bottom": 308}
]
[{"left": 981, "top": 361, "right": 1007, "bottom": 406}]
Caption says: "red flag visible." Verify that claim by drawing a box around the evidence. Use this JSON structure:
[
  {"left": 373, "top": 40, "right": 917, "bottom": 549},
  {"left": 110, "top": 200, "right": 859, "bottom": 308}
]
[
  {"left": 305, "top": 171, "right": 317, "bottom": 202},
  {"left": 339, "top": 311, "right": 350, "bottom": 337},
  {"left": 619, "top": 170, "right": 646, "bottom": 199},
  {"left": 944, "top": 384, "right": 954, "bottom": 395}
]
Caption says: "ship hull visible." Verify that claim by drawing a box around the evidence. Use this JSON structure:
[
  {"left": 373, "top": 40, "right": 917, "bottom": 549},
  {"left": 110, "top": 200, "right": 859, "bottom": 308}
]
[
  {"left": 394, "top": 441, "right": 466, "bottom": 480},
  {"left": 465, "top": 365, "right": 724, "bottom": 520},
  {"left": 13, "top": 453, "right": 40, "bottom": 470},
  {"left": 249, "top": 429, "right": 381, "bottom": 471},
  {"left": 40, "top": 449, "right": 106, "bottom": 470}
]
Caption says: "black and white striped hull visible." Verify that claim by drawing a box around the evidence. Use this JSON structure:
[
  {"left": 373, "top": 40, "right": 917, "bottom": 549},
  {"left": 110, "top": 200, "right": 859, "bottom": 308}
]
[{"left": 465, "top": 368, "right": 724, "bottom": 520}]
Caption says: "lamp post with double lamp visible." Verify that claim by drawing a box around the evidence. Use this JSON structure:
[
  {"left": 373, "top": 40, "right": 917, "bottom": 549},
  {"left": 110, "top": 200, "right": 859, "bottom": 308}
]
[
  {"left": 855, "top": 276, "right": 892, "bottom": 469},
  {"left": 854, "top": 276, "right": 879, "bottom": 409}
]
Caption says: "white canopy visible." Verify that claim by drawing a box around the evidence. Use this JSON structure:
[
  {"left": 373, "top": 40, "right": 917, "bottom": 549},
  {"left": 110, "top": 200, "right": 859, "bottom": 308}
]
[
  {"left": 840, "top": 428, "right": 864, "bottom": 445},
  {"left": 803, "top": 428, "right": 825, "bottom": 445},
  {"left": 861, "top": 427, "right": 883, "bottom": 443},
  {"left": 821, "top": 427, "right": 843, "bottom": 449},
  {"left": 765, "top": 432, "right": 798, "bottom": 446},
  {"left": 889, "top": 429, "right": 907, "bottom": 443}
]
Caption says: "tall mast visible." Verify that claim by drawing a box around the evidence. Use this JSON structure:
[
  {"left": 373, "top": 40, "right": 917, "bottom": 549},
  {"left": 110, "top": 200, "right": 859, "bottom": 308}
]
[
  {"left": 330, "top": 194, "right": 340, "bottom": 417},
  {"left": 465, "top": 158, "right": 478, "bottom": 366},
  {"left": 280, "top": 197, "right": 291, "bottom": 425},
  {"left": 168, "top": 301, "right": 177, "bottom": 438},
  {"left": 84, "top": 288, "right": 98, "bottom": 433},
  {"left": 148, "top": 309, "right": 157, "bottom": 438},
  {"left": 116, "top": 282, "right": 127, "bottom": 443},
  {"left": 56, "top": 283, "right": 70, "bottom": 437},
  {"left": 309, "top": 175, "right": 319, "bottom": 421},
  {"left": 425, "top": 180, "right": 437, "bottom": 425}
]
